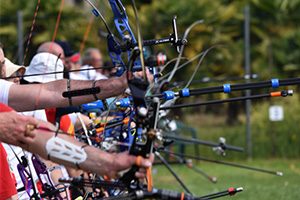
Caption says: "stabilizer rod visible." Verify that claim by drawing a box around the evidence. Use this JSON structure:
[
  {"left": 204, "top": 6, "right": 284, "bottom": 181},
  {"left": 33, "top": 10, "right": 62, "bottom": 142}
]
[{"left": 160, "top": 150, "right": 283, "bottom": 176}]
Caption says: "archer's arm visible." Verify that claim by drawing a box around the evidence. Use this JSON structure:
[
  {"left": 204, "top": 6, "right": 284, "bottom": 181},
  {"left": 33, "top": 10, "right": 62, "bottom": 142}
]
[
  {"left": 8, "top": 75, "right": 127, "bottom": 112},
  {"left": 0, "top": 110, "right": 151, "bottom": 178}
]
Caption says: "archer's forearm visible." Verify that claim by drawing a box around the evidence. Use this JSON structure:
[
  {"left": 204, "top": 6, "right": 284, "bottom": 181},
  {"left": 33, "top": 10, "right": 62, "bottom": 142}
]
[
  {"left": 20, "top": 122, "right": 114, "bottom": 176},
  {"left": 9, "top": 76, "right": 127, "bottom": 112}
]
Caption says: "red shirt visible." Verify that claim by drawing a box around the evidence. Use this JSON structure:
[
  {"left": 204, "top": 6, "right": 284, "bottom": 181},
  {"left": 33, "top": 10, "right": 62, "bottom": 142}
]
[
  {"left": 0, "top": 103, "right": 13, "bottom": 112},
  {"left": 0, "top": 103, "right": 17, "bottom": 199},
  {"left": 45, "top": 108, "right": 75, "bottom": 135}
]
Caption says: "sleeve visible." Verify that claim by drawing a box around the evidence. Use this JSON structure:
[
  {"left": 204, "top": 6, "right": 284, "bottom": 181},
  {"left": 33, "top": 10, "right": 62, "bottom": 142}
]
[
  {"left": 68, "top": 112, "right": 78, "bottom": 125},
  {"left": 0, "top": 103, "right": 13, "bottom": 112},
  {"left": 0, "top": 102, "right": 17, "bottom": 198},
  {"left": 22, "top": 109, "right": 48, "bottom": 121},
  {"left": 0, "top": 79, "right": 13, "bottom": 105},
  {"left": 0, "top": 143, "right": 17, "bottom": 199}
]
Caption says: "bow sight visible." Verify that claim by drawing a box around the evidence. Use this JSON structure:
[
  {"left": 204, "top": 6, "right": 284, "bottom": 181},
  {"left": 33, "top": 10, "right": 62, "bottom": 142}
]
[
  {"left": 85, "top": 0, "right": 187, "bottom": 76},
  {"left": 118, "top": 16, "right": 188, "bottom": 54}
]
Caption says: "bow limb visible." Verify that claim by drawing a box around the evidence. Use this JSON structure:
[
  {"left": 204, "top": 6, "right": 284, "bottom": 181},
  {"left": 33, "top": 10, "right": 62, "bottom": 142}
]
[{"left": 108, "top": 0, "right": 144, "bottom": 76}]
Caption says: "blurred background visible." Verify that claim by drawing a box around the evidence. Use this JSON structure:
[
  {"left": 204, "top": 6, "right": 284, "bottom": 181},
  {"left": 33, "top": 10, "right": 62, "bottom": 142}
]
[{"left": 1, "top": 0, "right": 300, "bottom": 199}]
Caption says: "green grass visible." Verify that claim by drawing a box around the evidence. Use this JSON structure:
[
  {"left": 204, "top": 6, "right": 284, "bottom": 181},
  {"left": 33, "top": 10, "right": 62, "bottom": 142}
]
[
  {"left": 155, "top": 95, "right": 300, "bottom": 199},
  {"left": 153, "top": 159, "right": 300, "bottom": 199}
]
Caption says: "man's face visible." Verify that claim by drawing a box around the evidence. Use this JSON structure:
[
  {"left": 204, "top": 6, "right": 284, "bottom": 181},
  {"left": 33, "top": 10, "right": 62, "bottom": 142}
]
[
  {"left": 65, "top": 58, "right": 80, "bottom": 70},
  {"left": 90, "top": 51, "right": 103, "bottom": 68},
  {"left": 0, "top": 49, "right": 6, "bottom": 78}
]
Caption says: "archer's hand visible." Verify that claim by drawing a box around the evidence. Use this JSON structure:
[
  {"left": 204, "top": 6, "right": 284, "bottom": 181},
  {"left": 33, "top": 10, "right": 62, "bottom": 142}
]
[
  {"left": 106, "top": 151, "right": 154, "bottom": 179},
  {"left": 133, "top": 67, "right": 154, "bottom": 83},
  {"left": 0, "top": 111, "right": 39, "bottom": 146}
]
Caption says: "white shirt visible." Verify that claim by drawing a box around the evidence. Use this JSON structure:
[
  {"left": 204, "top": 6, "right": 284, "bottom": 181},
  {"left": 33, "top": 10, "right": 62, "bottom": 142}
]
[
  {"left": 69, "top": 65, "right": 107, "bottom": 80},
  {"left": 0, "top": 79, "right": 13, "bottom": 104}
]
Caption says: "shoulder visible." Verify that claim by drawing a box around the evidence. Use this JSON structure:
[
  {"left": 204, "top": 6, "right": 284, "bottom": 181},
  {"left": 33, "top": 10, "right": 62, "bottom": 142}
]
[
  {"left": 0, "top": 79, "right": 14, "bottom": 104},
  {"left": 95, "top": 73, "right": 108, "bottom": 80},
  {"left": 0, "top": 79, "right": 13, "bottom": 87}
]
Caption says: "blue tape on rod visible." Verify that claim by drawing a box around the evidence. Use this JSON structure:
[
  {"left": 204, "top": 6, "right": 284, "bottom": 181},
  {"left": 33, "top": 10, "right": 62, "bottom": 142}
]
[
  {"left": 181, "top": 88, "right": 190, "bottom": 97},
  {"left": 223, "top": 84, "right": 231, "bottom": 93},
  {"left": 163, "top": 91, "right": 175, "bottom": 100},
  {"left": 271, "top": 79, "right": 279, "bottom": 88}
]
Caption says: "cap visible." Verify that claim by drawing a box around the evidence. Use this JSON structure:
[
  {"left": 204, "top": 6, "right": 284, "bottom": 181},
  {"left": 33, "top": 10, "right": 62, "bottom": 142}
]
[
  {"left": 24, "top": 52, "right": 64, "bottom": 83},
  {"left": 4, "top": 58, "right": 26, "bottom": 77},
  {"left": 69, "top": 52, "right": 81, "bottom": 63},
  {"left": 55, "top": 40, "right": 76, "bottom": 57}
]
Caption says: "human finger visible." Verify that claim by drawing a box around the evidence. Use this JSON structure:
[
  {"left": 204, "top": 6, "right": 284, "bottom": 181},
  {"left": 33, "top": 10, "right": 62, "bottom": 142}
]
[
  {"left": 135, "top": 171, "right": 146, "bottom": 179},
  {"left": 25, "top": 116, "right": 40, "bottom": 127},
  {"left": 138, "top": 168, "right": 146, "bottom": 173},
  {"left": 24, "top": 124, "right": 36, "bottom": 138},
  {"left": 135, "top": 156, "right": 152, "bottom": 168},
  {"left": 19, "top": 135, "right": 36, "bottom": 145}
]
